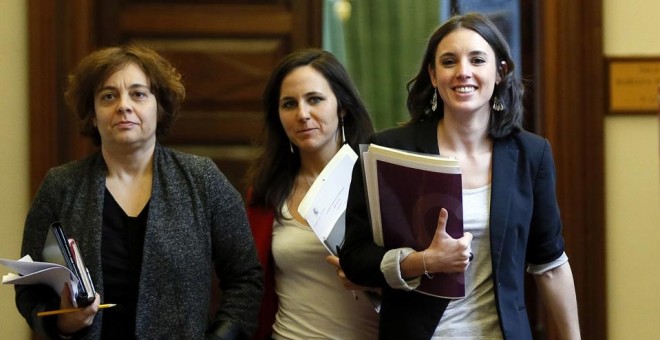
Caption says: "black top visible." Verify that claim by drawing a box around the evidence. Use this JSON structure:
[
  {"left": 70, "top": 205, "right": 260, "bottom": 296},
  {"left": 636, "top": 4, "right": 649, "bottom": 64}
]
[{"left": 101, "top": 188, "right": 148, "bottom": 339}]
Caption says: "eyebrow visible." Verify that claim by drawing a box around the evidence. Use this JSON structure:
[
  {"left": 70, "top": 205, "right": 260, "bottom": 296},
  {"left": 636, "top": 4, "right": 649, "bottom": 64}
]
[
  {"left": 97, "top": 83, "right": 150, "bottom": 93},
  {"left": 439, "top": 50, "right": 490, "bottom": 58},
  {"left": 279, "top": 91, "right": 324, "bottom": 102}
]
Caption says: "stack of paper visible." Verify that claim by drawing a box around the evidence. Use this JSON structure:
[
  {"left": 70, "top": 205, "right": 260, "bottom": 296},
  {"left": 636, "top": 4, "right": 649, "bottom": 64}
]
[
  {"left": 1, "top": 255, "right": 78, "bottom": 301},
  {"left": 361, "top": 144, "right": 465, "bottom": 299},
  {"left": 298, "top": 143, "right": 358, "bottom": 256}
]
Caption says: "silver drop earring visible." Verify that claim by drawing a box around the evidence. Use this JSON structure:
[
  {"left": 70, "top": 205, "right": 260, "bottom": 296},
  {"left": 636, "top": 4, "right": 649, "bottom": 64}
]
[
  {"left": 290, "top": 141, "right": 294, "bottom": 153},
  {"left": 430, "top": 87, "right": 438, "bottom": 112},
  {"left": 340, "top": 115, "right": 347, "bottom": 145},
  {"left": 492, "top": 96, "right": 505, "bottom": 111}
]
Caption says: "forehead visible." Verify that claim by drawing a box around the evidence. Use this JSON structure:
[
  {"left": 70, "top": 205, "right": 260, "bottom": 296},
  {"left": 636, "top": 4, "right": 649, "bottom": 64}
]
[
  {"left": 102, "top": 62, "right": 149, "bottom": 86},
  {"left": 280, "top": 65, "right": 332, "bottom": 96},
  {"left": 436, "top": 27, "right": 495, "bottom": 57}
]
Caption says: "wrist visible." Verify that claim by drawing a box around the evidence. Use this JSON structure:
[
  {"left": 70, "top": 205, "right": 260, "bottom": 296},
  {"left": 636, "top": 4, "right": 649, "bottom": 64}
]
[{"left": 422, "top": 249, "right": 434, "bottom": 279}]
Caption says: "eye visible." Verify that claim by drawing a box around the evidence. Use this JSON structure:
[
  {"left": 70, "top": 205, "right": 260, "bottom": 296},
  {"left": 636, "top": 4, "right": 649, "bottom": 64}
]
[
  {"left": 440, "top": 58, "right": 456, "bottom": 67},
  {"left": 132, "top": 90, "right": 148, "bottom": 99},
  {"left": 99, "top": 92, "right": 116, "bottom": 101},
  {"left": 280, "top": 100, "right": 296, "bottom": 110},
  {"left": 471, "top": 57, "right": 486, "bottom": 65},
  {"left": 308, "top": 96, "right": 323, "bottom": 105}
]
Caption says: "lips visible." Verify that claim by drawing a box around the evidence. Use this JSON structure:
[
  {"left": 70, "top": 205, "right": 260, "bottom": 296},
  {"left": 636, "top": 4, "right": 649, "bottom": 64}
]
[
  {"left": 453, "top": 86, "right": 477, "bottom": 93},
  {"left": 297, "top": 127, "right": 318, "bottom": 134},
  {"left": 113, "top": 121, "right": 138, "bottom": 128}
]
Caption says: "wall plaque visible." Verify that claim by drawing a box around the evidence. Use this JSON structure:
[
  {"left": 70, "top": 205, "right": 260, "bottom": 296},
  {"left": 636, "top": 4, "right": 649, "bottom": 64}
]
[{"left": 608, "top": 58, "right": 660, "bottom": 114}]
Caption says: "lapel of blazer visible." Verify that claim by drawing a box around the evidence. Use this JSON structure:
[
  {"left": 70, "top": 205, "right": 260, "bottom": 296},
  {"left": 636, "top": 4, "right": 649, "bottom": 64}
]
[{"left": 489, "top": 136, "right": 519, "bottom": 270}]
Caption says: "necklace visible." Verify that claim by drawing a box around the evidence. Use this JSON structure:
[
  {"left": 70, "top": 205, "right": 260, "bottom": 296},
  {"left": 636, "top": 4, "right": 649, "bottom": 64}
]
[{"left": 299, "top": 174, "right": 315, "bottom": 191}]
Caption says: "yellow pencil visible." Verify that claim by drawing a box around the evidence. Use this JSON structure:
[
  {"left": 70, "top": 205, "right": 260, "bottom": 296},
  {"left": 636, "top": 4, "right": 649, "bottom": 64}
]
[{"left": 37, "top": 303, "right": 117, "bottom": 317}]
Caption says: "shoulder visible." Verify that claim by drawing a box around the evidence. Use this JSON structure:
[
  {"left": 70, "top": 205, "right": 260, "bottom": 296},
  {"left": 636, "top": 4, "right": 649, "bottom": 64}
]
[
  {"left": 45, "top": 153, "right": 103, "bottom": 186},
  {"left": 512, "top": 130, "right": 548, "bottom": 149},
  {"left": 372, "top": 119, "right": 433, "bottom": 149},
  {"left": 374, "top": 124, "right": 416, "bottom": 142},
  {"left": 498, "top": 130, "right": 550, "bottom": 154},
  {"left": 155, "top": 146, "right": 240, "bottom": 200},
  {"left": 156, "top": 146, "right": 222, "bottom": 180},
  {"left": 496, "top": 130, "right": 554, "bottom": 169}
]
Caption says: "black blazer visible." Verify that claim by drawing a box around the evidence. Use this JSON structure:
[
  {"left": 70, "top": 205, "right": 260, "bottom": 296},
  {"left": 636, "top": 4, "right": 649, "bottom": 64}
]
[{"left": 340, "top": 116, "right": 565, "bottom": 340}]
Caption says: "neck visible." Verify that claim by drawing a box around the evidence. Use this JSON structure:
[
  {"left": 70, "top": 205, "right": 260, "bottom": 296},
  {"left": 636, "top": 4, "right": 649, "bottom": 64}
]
[
  {"left": 297, "top": 143, "right": 340, "bottom": 179},
  {"left": 102, "top": 142, "right": 155, "bottom": 178},
  {"left": 437, "top": 112, "right": 491, "bottom": 155}
]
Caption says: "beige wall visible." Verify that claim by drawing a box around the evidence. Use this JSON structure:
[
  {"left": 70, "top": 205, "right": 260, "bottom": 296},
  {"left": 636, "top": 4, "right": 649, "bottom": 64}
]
[
  {"left": 604, "top": 0, "right": 660, "bottom": 338},
  {"left": 0, "top": 0, "right": 30, "bottom": 338}
]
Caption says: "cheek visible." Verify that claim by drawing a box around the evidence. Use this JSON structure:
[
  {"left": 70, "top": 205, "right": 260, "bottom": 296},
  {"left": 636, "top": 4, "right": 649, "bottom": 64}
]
[{"left": 278, "top": 114, "right": 294, "bottom": 135}]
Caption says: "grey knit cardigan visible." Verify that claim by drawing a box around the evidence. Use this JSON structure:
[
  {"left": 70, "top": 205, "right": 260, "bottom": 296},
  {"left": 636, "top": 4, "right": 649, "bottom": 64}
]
[{"left": 16, "top": 144, "right": 262, "bottom": 339}]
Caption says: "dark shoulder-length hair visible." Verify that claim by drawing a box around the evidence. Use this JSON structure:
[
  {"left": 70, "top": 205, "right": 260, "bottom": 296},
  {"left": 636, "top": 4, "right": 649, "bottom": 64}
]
[
  {"left": 65, "top": 44, "right": 186, "bottom": 146},
  {"left": 248, "top": 48, "right": 374, "bottom": 218},
  {"left": 406, "top": 12, "right": 524, "bottom": 137}
]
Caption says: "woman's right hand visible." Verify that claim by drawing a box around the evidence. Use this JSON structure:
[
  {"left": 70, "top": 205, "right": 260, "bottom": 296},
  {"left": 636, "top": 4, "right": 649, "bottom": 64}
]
[
  {"left": 56, "top": 284, "right": 100, "bottom": 336},
  {"left": 326, "top": 255, "right": 375, "bottom": 291}
]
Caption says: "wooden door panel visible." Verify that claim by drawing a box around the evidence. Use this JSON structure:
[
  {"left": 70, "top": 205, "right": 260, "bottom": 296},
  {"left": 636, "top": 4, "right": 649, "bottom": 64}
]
[
  {"left": 119, "top": 4, "right": 294, "bottom": 36},
  {"left": 135, "top": 38, "right": 285, "bottom": 145}
]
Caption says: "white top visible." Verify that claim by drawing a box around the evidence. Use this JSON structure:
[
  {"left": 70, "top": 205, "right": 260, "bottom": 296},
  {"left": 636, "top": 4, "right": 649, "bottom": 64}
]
[
  {"left": 271, "top": 203, "right": 379, "bottom": 340},
  {"left": 432, "top": 184, "right": 503, "bottom": 339}
]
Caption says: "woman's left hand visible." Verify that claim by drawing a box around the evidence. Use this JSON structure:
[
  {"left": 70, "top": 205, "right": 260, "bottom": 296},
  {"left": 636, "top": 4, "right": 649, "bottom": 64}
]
[
  {"left": 56, "top": 284, "right": 100, "bottom": 335},
  {"left": 326, "top": 255, "right": 371, "bottom": 291}
]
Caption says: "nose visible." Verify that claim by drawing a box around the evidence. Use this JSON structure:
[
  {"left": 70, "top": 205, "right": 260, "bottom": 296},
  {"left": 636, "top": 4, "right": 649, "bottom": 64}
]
[
  {"left": 296, "top": 102, "right": 311, "bottom": 121},
  {"left": 456, "top": 61, "right": 472, "bottom": 79},
  {"left": 116, "top": 94, "right": 132, "bottom": 114}
]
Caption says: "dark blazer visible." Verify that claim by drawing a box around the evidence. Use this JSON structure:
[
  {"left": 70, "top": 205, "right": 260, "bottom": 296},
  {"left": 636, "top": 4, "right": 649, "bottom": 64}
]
[
  {"left": 16, "top": 144, "right": 262, "bottom": 339},
  {"left": 340, "top": 116, "right": 565, "bottom": 340}
]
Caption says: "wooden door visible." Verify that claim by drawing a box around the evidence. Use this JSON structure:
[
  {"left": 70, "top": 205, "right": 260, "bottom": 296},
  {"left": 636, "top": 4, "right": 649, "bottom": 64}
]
[{"left": 29, "top": 0, "right": 322, "bottom": 198}]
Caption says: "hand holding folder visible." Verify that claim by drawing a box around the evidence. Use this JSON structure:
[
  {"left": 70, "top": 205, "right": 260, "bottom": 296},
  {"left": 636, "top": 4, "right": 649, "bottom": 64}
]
[{"left": 43, "top": 222, "right": 96, "bottom": 307}]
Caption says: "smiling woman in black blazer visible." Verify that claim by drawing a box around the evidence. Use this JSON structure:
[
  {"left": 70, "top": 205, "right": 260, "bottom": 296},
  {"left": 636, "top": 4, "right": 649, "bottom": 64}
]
[{"left": 340, "top": 12, "right": 580, "bottom": 340}]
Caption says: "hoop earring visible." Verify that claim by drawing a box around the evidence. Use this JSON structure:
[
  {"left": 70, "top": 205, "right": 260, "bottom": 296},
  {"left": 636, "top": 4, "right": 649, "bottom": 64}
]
[
  {"left": 290, "top": 141, "right": 294, "bottom": 153},
  {"left": 430, "top": 87, "right": 438, "bottom": 112},
  {"left": 340, "top": 115, "right": 347, "bottom": 145},
  {"left": 492, "top": 96, "right": 505, "bottom": 111}
]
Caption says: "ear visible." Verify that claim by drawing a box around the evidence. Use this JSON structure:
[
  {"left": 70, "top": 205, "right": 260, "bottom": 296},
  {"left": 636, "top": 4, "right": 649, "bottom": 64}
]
[
  {"left": 496, "top": 61, "right": 508, "bottom": 84},
  {"left": 92, "top": 117, "right": 97, "bottom": 127},
  {"left": 427, "top": 63, "right": 438, "bottom": 87}
]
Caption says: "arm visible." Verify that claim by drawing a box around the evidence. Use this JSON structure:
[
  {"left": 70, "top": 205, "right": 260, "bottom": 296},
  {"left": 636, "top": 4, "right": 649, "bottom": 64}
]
[
  {"left": 533, "top": 262, "right": 581, "bottom": 339},
  {"left": 339, "top": 153, "right": 388, "bottom": 287},
  {"left": 528, "top": 139, "right": 580, "bottom": 338},
  {"left": 207, "top": 164, "right": 263, "bottom": 339},
  {"left": 15, "top": 170, "right": 66, "bottom": 338}
]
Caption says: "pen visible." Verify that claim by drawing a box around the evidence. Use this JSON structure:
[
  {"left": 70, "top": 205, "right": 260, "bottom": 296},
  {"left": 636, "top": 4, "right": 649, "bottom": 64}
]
[{"left": 37, "top": 303, "right": 116, "bottom": 317}]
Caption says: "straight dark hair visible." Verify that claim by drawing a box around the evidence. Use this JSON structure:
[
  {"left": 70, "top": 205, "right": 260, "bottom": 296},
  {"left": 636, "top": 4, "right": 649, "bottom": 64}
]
[
  {"left": 406, "top": 12, "right": 524, "bottom": 137},
  {"left": 248, "top": 49, "right": 374, "bottom": 220}
]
